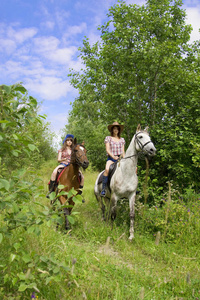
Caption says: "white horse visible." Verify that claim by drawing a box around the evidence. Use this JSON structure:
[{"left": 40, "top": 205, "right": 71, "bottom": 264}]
[{"left": 94, "top": 124, "right": 156, "bottom": 240}]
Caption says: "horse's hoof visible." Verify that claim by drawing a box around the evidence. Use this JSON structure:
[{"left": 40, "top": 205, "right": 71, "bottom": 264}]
[{"left": 82, "top": 199, "right": 85, "bottom": 203}]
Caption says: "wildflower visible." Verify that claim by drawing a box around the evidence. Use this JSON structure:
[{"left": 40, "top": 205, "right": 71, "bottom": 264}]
[
  {"left": 187, "top": 209, "right": 190, "bottom": 214},
  {"left": 31, "top": 292, "right": 36, "bottom": 299}
]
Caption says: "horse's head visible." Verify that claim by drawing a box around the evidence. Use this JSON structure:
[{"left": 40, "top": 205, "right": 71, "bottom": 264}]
[
  {"left": 135, "top": 124, "right": 156, "bottom": 157},
  {"left": 71, "top": 141, "right": 89, "bottom": 170}
]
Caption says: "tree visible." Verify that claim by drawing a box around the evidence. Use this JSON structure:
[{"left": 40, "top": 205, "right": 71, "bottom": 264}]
[
  {"left": 0, "top": 84, "right": 56, "bottom": 172},
  {"left": 0, "top": 84, "right": 70, "bottom": 297},
  {"left": 67, "top": 0, "right": 200, "bottom": 193}
]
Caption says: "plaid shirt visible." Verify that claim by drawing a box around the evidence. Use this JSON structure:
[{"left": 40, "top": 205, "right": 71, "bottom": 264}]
[{"left": 104, "top": 136, "right": 125, "bottom": 156}]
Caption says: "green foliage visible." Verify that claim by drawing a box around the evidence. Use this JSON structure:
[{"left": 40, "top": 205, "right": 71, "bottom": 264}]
[
  {"left": 1, "top": 234, "right": 70, "bottom": 298},
  {"left": 67, "top": 0, "right": 200, "bottom": 195},
  {"left": 135, "top": 195, "right": 200, "bottom": 244},
  {"left": 0, "top": 165, "right": 82, "bottom": 298},
  {"left": 1, "top": 167, "right": 200, "bottom": 299},
  {"left": 0, "top": 83, "right": 81, "bottom": 298},
  {"left": 0, "top": 83, "right": 56, "bottom": 171}
]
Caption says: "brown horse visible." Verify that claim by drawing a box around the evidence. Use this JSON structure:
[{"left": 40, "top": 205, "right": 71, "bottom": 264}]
[{"left": 55, "top": 140, "right": 89, "bottom": 230}]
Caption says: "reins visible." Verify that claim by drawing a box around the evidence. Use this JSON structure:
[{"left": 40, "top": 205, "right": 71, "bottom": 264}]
[
  {"left": 119, "top": 131, "right": 152, "bottom": 162},
  {"left": 120, "top": 154, "right": 137, "bottom": 160}
]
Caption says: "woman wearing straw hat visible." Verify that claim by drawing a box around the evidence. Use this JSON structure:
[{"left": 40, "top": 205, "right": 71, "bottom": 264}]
[{"left": 101, "top": 122, "right": 125, "bottom": 196}]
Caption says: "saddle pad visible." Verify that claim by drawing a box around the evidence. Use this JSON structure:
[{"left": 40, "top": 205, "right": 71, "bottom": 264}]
[
  {"left": 56, "top": 167, "right": 66, "bottom": 183},
  {"left": 98, "top": 162, "right": 117, "bottom": 190},
  {"left": 56, "top": 167, "right": 81, "bottom": 184}
]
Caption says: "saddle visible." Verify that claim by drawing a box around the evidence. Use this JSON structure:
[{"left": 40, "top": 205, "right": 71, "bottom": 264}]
[
  {"left": 56, "top": 167, "right": 66, "bottom": 183},
  {"left": 98, "top": 162, "right": 118, "bottom": 191}
]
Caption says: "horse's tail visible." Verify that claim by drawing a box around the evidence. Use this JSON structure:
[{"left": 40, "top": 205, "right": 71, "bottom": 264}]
[{"left": 94, "top": 171, "right": 104, "bottom": 202}]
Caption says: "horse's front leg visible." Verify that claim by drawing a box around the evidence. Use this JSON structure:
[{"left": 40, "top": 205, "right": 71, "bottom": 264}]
[
  {"left": 96, "top": 192, "right": 106, "bottom": 221},
  {"left": 129, "top": 192, "right": 136, "bottom": 241},
  {"left": 101, "top": 199, "right": 106, "bottom": 221},
  {"left": 63, "top": 207, "right": 70, "bottom": 230},
  {"left": 110, "top": 193, "right": 117, "bottom": 221},
  {"left": 60, "top": 195, "right": 70, "bottom": 231}
]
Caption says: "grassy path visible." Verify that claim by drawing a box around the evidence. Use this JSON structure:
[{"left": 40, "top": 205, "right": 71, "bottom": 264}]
[{"left": 37, "top": 167, "right": 200, "bottom": 300}]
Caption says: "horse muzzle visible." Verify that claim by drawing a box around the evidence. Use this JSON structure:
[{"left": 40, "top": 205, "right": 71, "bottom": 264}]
[
  {"left": 147, "top": 146, "right": 156, "bottom": 156},
  {"left": 82, "top": 160, "right": 89, "bottom": 169}
]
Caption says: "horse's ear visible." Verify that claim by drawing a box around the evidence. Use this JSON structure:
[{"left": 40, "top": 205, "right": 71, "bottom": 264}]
[
  {"left": 74, "top": 138, "right": 77, "bottom": 145},
  {"left": 136, "top": 124, "right": 141, "bottom": 132},
  {"left": 81, "top": 141, "right": 85, "bottom": 146},
  {"left": 144, "top": 126, "right": 149, "bottom": 133}
]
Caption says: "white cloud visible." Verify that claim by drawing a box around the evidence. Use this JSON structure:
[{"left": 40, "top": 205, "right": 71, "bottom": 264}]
[
  {"left": 2, "top": 59, "right": 51, "bottom": 80},
  {"left": 0, "top": 39, "right": 16, "bottom": 55},
  {"left": 47, "top": 111, "right": 70, "bottom": 147},
  {"left": 0, "top": 22, "right": 82, "bottom": 101},
  {"left": 64, "top": 22, "right": 87, "bottom": 37},
  {"left": 55, "top": 9, "right": 70, "bottom": 30},
  {"left": 48, "top": 47, "right": 78, "bottom": 64},
  {"left": 33, "top": 36, "right": 60, "bottom": 52},
  {"left": 185, "top": 6, "right": 200, "bottom": 42},
  {"left": 7, "top": 26, "right": 37, "bottom": 43},
  {"left": 0, "top": 24, "right": 37, "bottom": 55},
  {"left": 33, "top": 36, "right": 78, "bottom": 64},
  {"left": 41, "top": 21, "right": 55, "bottom": 30},
  {"left": 25, "top": 76, "right": 73, "bottom": 100}
]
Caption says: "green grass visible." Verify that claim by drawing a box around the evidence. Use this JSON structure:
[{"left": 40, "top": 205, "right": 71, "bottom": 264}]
[{"left": 1, "top": 162, "right": 200, "bottom": 299}]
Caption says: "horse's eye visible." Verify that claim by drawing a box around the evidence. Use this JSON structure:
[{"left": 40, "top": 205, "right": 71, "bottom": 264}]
[{"left": 139, "top": 136, "right": 143, "bottom": 139}]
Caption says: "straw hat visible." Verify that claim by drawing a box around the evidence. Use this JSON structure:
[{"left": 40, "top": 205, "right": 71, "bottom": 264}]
[{"left": 107, "top": 121, "right": 124, "bottom": 133}]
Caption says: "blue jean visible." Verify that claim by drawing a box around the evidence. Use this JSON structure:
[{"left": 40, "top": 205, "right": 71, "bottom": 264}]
[{"left": 107, "top": 155, "right": 120, "bottom": 163}]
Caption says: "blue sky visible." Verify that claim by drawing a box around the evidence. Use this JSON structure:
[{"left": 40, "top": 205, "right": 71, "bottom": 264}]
[{"left": 1, "top": 0, "right": 199, "bottom": 146}]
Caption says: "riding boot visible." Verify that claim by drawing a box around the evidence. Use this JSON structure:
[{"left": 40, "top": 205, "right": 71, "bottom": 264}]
[
  {"left": 46, "top": 180, "right": 56, "bottom": 198},
  {"left": 101, "top": 175, "right": 108, "bottom": 197}
]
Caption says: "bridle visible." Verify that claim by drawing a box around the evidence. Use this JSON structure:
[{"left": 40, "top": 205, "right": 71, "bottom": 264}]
[
  {"left": 121, "top": 131, "right": 153, "bottom": 161},
  {"left": 135, "top": 131, "right": 152, "bottom": 151},
  {"left": 71, "top": 145, "right": 87, "bottom": 167}
]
